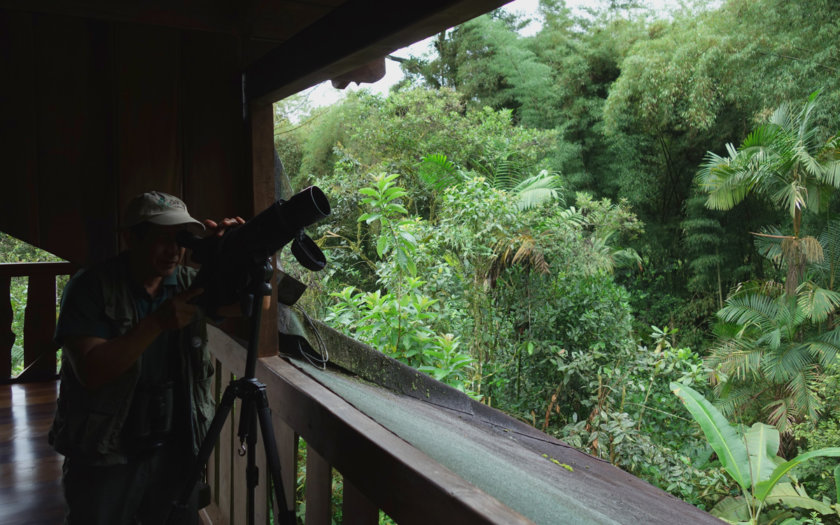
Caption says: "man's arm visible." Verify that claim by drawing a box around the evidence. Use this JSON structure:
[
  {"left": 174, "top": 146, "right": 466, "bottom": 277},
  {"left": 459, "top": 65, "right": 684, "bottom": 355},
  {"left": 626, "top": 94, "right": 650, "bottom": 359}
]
[{"left": 64, "top": 287, "right": 204, "bottom": 389}]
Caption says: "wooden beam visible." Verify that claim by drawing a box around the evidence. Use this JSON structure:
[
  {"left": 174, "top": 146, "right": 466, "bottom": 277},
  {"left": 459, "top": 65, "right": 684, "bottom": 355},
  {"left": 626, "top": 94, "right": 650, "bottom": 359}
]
[
  {"left": 0, "top": 262, "right": 75, "bottom": 278},
  {"left": 245, "top": 0, "right": 509, "bottom": 105},
  {"left": 249, "top": 102, "right": 279, "bottom": 359}
]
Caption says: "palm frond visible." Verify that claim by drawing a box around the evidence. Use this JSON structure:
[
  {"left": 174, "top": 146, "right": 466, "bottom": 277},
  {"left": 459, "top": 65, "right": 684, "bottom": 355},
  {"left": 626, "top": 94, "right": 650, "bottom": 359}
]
[
  {"left": 418, "top": 153, "right": 463, "bottom": 191},
  {"left": 753, "top": 225, "right": 785, "bottom": 263},
  {"left": 490, "top": 158, "right": 518, "bottom": 191},
  {"left": 719, "top": 293, "right": 779, "bottom": 328},
  {"left": 715, "top": 382, "right": 765, "bottom": 417},
  {"left": 708, "top": 338, "right": 764, "bottom": 381},
  {"left": 513, "top": 170, "right": 564, "bottom": 210},
  {"left": 771, "top": 180, "right": 806, "bottom": 220},
  {"left": 785, "top": 367, "right": 822, "bottom": 423},
  {"left": 762, "top": 343, "right": 812, "bottom": 383},
  {"left": 696, "top": 149, "right": 754, "bottom": 210},
  {"left": 808, "top": 328, "right": 840, "bottom": 366},
  {"left": 796, "top": 281, "right": 840, "bottom": 322},
  {"left": 487, "top": 234, "right": 550, "bottom": 285},
  {"left": 768, "top": 102, "right": 794, "bottom": 131}
]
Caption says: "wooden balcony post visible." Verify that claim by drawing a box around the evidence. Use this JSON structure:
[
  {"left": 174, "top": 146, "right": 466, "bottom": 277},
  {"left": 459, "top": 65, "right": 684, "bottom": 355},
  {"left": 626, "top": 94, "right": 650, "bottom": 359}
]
[
  {"left": 342, "top": 478, "right": 378, "bottom": 525},
  {"left": 1, "top": 275, "right": 14, "bottom": 380},
  {"left": 304, "top": 445, "right": 331, "bottom": 525},
  {"left": 21, "top": 273, "right": 57, "bottom": 380},
  {"left": 271, "top": 400, "right": 298, "bottom": 515}
]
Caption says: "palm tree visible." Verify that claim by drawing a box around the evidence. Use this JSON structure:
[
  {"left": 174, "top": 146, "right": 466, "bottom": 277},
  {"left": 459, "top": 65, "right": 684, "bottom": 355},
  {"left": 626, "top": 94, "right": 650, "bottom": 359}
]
[
  {"left": 696, "top": 91, "right": 840, "bottom": 296},
  {"left": 698, "top": 93, "right": 840, "bottom": 433},
  {"left": 707, "top": 280, "right": 840, "bottom": 433}
]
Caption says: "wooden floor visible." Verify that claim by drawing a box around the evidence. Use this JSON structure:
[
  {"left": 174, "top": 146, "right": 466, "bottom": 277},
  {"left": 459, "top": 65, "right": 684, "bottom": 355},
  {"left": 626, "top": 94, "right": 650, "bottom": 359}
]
[{"left": 0, "top": 381, "right": 65, "bottom": 525}]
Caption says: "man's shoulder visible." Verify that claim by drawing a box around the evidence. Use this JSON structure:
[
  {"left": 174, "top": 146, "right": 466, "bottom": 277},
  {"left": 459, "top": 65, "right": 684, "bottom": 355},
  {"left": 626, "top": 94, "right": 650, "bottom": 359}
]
[{"left": 66, "top": 255, "right": 122, "bottom": 290}]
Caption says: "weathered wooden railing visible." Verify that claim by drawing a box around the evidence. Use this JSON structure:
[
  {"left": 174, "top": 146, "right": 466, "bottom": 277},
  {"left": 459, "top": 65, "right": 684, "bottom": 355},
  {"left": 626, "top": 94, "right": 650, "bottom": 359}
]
[
  {"left": 203, "top": 324, "right": 528, "bottom": 525},
  {"left": 0, "top": 262, "right": 75, "bottom": 384}
]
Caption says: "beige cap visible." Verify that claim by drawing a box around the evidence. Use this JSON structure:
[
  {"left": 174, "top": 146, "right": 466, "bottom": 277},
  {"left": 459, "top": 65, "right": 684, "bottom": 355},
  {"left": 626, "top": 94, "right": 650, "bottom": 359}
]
[{"left": 123, "top": 191, "right": 205, "bottom": 230}]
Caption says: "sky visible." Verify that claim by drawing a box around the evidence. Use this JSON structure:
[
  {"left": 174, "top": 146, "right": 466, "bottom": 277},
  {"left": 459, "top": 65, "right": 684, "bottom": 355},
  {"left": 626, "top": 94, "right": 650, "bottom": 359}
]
[{"left": 300, "top": 0, "right": 688, "bottom": 109}]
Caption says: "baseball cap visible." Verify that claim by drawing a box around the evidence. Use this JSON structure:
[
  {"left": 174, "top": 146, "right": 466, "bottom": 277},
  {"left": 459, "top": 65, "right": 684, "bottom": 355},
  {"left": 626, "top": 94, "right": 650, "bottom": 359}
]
[{"left": 123, "top": 191, "right": 205, "bottom": 230}]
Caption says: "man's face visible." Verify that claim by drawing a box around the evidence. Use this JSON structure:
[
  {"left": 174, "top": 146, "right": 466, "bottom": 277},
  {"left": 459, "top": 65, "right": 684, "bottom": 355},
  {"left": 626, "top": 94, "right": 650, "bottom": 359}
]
[{"left": 129, "top": 224, "right": 185, "bottom": 278}]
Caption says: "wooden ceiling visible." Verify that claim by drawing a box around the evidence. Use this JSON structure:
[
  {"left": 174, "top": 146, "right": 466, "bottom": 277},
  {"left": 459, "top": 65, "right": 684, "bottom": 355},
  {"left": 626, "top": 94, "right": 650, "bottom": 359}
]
[
  {"left": 0, "top": 0, "right": 509, "bottom": 265},
  {"left": 0, "top": 0, "right": 511, "bottom": 104}
]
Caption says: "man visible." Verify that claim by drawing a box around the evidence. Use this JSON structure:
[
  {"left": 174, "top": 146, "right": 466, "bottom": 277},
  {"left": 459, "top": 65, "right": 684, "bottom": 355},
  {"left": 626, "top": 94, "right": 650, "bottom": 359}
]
[{"left": 49, "top": 191, "right": 243, "bottom": 524}]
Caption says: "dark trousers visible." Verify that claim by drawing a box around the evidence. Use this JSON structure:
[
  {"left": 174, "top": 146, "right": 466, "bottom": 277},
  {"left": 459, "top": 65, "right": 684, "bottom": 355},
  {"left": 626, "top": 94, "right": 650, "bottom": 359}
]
[{"left": 61, "top": 441, "right": 198, "bottom": 525}]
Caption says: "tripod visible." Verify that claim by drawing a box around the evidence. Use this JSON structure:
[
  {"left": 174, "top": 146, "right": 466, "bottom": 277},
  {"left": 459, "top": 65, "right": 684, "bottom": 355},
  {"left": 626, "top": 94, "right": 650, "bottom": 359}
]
[{"left": 167, "top": 257, "right": 295, "bottom": 525}]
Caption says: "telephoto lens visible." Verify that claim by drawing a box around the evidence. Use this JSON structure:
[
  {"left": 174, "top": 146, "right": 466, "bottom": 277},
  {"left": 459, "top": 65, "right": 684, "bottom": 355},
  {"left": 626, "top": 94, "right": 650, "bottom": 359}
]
[{"left": 176, "top": 186, "right": 331, "bottom": 317}]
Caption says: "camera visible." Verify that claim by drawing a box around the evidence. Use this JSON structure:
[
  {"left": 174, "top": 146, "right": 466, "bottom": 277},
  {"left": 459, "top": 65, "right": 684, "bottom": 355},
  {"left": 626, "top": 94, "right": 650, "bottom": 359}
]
[{"left": 177, "top": 186, "right": 331, "bottom": 317}]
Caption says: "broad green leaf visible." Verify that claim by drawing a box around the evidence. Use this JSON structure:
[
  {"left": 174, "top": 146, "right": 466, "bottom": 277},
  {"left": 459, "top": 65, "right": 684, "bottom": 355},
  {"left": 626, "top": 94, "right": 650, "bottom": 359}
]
[
  {"left": 745, "top": 422, "right": 780, "bottom": 489},
  {"left": 671, "top": 382, "right": 750, "bottom": 491},
  {"left": 388, "top": 203, "right": 409, "bottom": 215},
  {"left": 376, "top": 235, "right": 387, "bottom": 257},
  {"left": 835, "top": 463, "right": 840, "bottom": 506},
  {"left": 709, "top": 496, "right": 751, "bottom": 522},
  {"left": 754, "top": 448, "right": 840, "bottom": 502},
  {"left": 405, "top": 256, "right": 417, "bottom": 277},
  {"left": 765, "top": 482, "right": 834, "bottom": 515}
]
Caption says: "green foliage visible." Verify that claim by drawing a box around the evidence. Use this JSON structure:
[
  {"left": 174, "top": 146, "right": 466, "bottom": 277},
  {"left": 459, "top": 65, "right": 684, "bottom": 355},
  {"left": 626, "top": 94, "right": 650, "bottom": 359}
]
[
  {"left": 559, "top": 328, "right": 728, "bottom": 507},
  {"left": 672, "top": 382, "right": 840, "bottom": 524},
  {"left": 323, "top": 176, "right": 477, "bottom": 393},
  {"left": 358, "top": 173, "right": 417, "bottom": 277},
  {"left": 272, "top": 2, "right": 840, "bottom": 515},
  {"left": 696, "top": 92, "right": 840, "bottom": 438},
  {"left": 325, "top": 283, "right": 474, "bottom": 392},
  {"left": 793, "top": 367, "right": 840, "bottom": 504},
  {"left": 696, "top": 92, "right": 840, "bottom": 237},
  {"left": 705, "top": 282, "right": 840, "bottom": 432}
]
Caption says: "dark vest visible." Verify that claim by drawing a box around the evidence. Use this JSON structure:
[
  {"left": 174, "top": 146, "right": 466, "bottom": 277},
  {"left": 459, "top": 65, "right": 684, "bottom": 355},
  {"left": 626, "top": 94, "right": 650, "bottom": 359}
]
[{"left": 49, "top": 256, "right": 215, "bottom": 465}]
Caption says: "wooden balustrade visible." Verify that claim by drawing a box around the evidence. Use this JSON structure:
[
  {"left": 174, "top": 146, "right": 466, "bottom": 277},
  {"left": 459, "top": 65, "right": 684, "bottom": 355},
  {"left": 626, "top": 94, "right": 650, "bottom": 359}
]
[
  {"left": 0, "top": 262, "right": 75, "bottom": 384},
  {"left": 203, "top": 325, "right": 530, "bottom": 525}
]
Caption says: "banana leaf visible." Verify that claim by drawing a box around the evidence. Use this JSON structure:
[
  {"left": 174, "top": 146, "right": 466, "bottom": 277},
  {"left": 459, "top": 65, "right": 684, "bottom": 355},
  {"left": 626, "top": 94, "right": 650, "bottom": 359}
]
[
  {"left": 710, "top": 495, "right": 751, "bottom": 522},
  {"left": 765, "top": 482, "right": 834, "bottom": 515},
  {"left": 671, "top": 382, "right": 751, "bottom": 492},
  {"left": 745, "top": 423, "right": 781, "bottom": 490},
  {"left": 754, "top": 448, "right": 840, "bottom": 502}
]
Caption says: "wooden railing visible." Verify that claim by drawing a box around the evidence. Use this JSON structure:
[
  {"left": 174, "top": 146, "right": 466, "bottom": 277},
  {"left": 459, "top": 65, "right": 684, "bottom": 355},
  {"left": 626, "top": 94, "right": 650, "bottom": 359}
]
[
  {"left": 0, "top": 262, "right": 75, "bottom": 384},
  {"left": 203, "top": 325, "right": 530, "bottom": 525}
]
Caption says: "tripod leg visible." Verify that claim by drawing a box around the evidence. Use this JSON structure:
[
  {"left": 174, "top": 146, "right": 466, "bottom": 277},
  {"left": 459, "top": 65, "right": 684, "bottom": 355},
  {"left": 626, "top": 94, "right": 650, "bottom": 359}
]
[
  {"left": 167, "top": 384, "right": 237, "bottom": 524},
  {"left": 255, "top": 388, "right": 296, "bottom": 525},
  {"left": 245, "top": 401, "right": 258, "bottom": 525}
]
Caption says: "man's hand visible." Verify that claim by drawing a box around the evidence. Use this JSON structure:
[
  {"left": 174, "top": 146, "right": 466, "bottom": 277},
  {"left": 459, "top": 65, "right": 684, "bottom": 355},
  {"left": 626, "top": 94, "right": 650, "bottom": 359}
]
[
  {"left": 152, "top": 288, "right": 205, "bottom": 332},
  {"left": 67, "top": 287, "right": 203, "bottom": 389},
  {"left": 202, "top": 217, "right": 245, "bottom": 237}
]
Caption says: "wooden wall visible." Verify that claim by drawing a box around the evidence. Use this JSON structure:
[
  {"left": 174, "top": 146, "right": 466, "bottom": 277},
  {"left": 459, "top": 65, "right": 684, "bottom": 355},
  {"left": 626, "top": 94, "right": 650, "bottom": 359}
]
[{"left": 0, "top": 9, "right": 250, "bottom": 265}]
